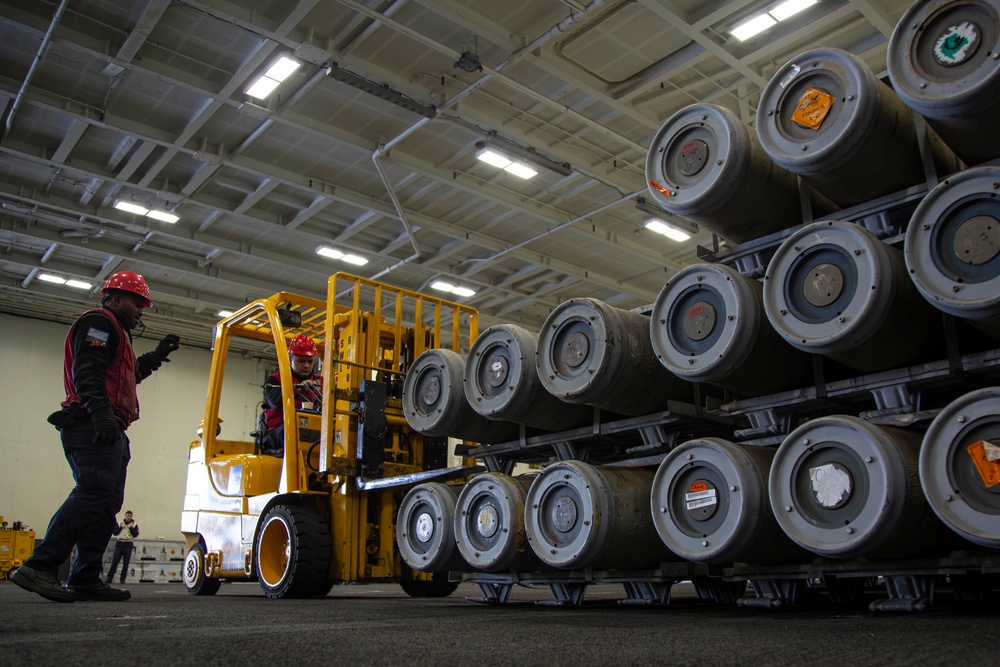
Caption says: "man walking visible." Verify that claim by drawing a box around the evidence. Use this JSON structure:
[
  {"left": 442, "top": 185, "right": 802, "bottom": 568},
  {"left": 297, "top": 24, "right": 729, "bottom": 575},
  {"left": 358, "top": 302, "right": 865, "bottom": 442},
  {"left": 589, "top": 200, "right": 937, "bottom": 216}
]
[{"left": 12, "top": 271, "right": 180, "bottom": 602}]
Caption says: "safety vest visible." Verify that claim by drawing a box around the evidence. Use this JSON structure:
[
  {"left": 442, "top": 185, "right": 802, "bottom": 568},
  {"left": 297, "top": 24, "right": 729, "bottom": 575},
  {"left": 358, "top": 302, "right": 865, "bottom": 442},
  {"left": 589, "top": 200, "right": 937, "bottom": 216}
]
[
  {"left": 263, "top": 370, "right": 321, "bottom": 430},
  {"left": 61, "top": 308, "right": 139, "bottom": 426}
]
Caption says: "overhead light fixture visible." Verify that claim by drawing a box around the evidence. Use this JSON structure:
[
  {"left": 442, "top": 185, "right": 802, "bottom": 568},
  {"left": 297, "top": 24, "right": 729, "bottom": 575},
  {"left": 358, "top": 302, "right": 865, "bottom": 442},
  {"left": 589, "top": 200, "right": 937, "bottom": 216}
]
[
  {"left": 769, "top": 0, "right": 818, "bottom": 20},
  {"left": 731, "top": 0, "right": 817, "bottom": 41},
  {"left": 316, "top": 245, "right": 369, "bottom": 266},
  {"left": 645, "top": 219, "right": 691, "bottom": 242},
  {"left": 474, "top": 134, "right": 572, "bottom": 179},
  {"left": 475, "top": 144, "right": 537, "bottom": 180},
  {"left": 476, "top": 147, "right": 516, "bottom": 170},
  {"left": 503, "top": 162, "right": 539, "bottom": 180},
  {"left": 341, "top": 254, "right": 368, "bottom": 266},
  {"left": 147, "top": 210, "right": 179, "bottom": 223},
  {"left": 635, "top": 198, "right": 698, "bottom": 242},
  {"left": 114, "top": 199, "right": 180, "bottom": 223},
  {"left": 217, "top": 309, "right": 234, "bottom": 318},
  {"left": 245, "top": 55, "right": 301, "bottom": 100},
  {"left": 431, "top": 280, "right": 476, "bottom": 298},
  {"left": 37, "top": 273, "right": 92, "bottom": 289},
  {"left": 316, "top": 246, "right": 344, "bottom": 260},
  {"left": 114, "top": 200, "right": 149, "bottom": 216}
]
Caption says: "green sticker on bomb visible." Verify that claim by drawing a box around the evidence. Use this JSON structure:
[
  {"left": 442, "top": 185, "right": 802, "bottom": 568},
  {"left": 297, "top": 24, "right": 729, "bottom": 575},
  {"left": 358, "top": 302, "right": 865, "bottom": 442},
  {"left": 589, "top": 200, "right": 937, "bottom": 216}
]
[{"left": 933, "top": 21, "right": 980, "bottom": 66}]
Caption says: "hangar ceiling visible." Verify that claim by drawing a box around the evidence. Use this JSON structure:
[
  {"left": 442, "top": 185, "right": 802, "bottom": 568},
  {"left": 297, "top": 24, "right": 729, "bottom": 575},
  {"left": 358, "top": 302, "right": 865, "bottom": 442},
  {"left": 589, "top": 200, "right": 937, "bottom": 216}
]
[{"left": 0, "top": 0, "right": 913, "bottom": 351}]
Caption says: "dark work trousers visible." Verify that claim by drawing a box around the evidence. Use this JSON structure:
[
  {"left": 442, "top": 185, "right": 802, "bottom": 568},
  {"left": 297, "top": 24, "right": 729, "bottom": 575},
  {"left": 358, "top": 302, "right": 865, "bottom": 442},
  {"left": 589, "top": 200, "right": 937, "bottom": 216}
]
[
  {"left": 24, "top": 421, "right": 130, "bottom": 587},
  {"left": 107, "top": 540, "right": 134, "bottom": 583}
]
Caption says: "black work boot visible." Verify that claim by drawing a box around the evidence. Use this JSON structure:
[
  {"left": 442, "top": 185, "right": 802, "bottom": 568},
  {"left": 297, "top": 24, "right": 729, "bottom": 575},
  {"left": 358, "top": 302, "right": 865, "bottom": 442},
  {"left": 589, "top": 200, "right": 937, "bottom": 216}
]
[
  {"left": 68, "top": 582, "right": 131, "bottom": 601},
  {"left": 11, "top": 565, "right": 76, "bottom": 603}
]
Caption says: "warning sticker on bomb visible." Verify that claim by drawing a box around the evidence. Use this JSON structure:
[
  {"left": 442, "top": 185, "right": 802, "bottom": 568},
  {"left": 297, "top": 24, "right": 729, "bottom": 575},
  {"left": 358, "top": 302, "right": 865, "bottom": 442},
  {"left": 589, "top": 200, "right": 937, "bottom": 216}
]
[
  {"left": 791, "top": 87, "right": 835, "bottom": 131},
  {"left": 685, "top": 488, "right": 717, "bottom": 510},
  {"left": 934, "top": 22, "right": 979, "bottom": 66},
  {"left": 967, "top": 440, "right": 1000, "bottom": 488}
]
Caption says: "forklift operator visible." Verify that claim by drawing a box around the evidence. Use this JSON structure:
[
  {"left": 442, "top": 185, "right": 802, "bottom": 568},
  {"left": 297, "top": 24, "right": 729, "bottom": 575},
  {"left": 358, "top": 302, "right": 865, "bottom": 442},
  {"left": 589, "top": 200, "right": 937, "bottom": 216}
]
[{"left": 260, "top": 335, "right": 322, "bottom": 457}]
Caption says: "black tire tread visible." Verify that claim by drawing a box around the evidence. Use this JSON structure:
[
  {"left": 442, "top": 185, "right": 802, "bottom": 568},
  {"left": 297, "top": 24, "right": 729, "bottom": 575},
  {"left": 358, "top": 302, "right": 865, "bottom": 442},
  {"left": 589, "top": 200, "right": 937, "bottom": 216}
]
[
  {"left": 185, "top": 541, "right": 222, "bottom": 596},
  {"left": 257, "top": 504, "right": 332, "bottom": 599}
]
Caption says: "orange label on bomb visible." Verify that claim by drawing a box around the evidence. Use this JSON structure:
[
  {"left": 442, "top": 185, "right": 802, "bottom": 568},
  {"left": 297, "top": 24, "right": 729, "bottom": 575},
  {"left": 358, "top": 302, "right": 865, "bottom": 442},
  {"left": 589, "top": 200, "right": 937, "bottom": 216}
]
[
  {"left": 649, "top": 179, "right": 674, "bottom": 197},
  {"left": 689, "top": 481, "right": 708, "bottom": 493},
  {"left": 791, "top": 87, "right": 835, "bottom": 130},
  {"left": 967, "top": 440, "right": 1000, "bottom": 488}
]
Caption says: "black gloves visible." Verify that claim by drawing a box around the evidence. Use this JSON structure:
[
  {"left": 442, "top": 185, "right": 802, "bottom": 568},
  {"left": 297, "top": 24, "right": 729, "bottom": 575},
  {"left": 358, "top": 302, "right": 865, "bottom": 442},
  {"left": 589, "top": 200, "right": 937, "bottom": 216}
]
[
  {"left": 156, "top": 334, "right": 181, "bottom": 362},
  {"left": 92, "top": 416, "right": 121, "bottom": 446}
]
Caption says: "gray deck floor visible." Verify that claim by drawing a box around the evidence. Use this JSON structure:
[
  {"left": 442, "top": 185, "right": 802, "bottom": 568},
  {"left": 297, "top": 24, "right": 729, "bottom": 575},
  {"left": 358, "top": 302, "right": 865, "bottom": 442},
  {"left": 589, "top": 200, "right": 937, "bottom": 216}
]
[{"left": 2, "top": 580, "right": 996, "bottom": 665}]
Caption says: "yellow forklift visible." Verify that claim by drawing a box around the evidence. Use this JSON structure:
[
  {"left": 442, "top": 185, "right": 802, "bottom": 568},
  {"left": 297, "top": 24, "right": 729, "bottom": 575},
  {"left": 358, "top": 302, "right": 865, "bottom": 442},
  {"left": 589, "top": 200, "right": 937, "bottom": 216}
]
[{"left": 180, "top": 273, "right": 479, "bottom": 598}]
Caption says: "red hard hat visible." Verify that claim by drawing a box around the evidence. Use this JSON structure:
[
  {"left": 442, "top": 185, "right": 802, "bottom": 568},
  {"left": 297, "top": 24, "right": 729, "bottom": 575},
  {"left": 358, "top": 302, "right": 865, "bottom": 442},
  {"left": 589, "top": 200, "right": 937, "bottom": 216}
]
[
  {"left": 288, "top": 334, "right": 318, "bottom": 357},
  {"left": 102, "top": 271, "right": 151, "bottom": 307}
]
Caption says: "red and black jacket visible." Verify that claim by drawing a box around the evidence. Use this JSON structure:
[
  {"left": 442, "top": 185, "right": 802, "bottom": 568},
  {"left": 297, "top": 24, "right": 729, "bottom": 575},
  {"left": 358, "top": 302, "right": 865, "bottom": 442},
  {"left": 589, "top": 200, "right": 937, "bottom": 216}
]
[
  {"left": 262, "top": 369, "right": 322, "bottom": 431},
  {"left": 60, "top": 308, "right": 164, "bottom": 428}
]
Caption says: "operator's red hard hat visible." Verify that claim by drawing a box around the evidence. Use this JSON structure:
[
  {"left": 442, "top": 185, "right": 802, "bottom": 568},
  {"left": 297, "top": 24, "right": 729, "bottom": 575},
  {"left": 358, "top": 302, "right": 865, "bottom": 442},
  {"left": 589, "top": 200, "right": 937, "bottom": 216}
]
[
  {"left": 102, "top": 271, "right": 151, "bottom": 307},
  {"left": 288, "top": 334, "right": 319, "bottom": 357}
]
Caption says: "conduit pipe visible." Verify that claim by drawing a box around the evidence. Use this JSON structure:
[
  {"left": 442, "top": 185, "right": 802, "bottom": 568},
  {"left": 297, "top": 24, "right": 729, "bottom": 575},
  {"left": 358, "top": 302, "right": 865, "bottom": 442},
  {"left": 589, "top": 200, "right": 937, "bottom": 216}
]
[
  {"left": 3, "top": 0, "right": 70, "bottom": 137},
  {"left": 338, "top": 0, "right": 641, "bottom": 153},
  {"left": 367, "top": 0, "right": 614, "bottom": 277}
]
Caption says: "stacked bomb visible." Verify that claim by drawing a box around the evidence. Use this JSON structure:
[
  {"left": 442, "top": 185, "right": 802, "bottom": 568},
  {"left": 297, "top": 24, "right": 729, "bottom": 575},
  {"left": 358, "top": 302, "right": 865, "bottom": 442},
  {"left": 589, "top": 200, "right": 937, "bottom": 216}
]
[
  {"left": 400, "top": 300, "right": 700, "bottom": 574},
  {"left": 400, "top": 0, "right": 1000, "bottom": 581},
  {"left": 644, "top": 0, "right": 1000, "bottom": 563}
]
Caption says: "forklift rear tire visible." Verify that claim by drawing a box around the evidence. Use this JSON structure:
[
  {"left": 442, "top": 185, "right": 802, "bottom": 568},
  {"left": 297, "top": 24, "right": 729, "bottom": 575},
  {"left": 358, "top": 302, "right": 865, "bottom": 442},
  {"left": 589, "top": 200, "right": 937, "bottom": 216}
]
[
  {"left": 399, "top": 572, "right": 459, "bottom": 598},
  {"left": 255, "top": 504, "right": 332, "bottom": 599},
  {"left": 184, "top": 541, "right": 221, "bottom": 596}
]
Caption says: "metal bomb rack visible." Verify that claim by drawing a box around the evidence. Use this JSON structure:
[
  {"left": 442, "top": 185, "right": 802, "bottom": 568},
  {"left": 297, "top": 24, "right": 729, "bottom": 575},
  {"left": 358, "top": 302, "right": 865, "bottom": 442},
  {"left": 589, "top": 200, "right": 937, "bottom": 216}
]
[
  {"left": 446, "top": 171, "right": 1000, "bottom": 611},
  {"left": 401, "top": 1, "right": 1000, "bottom": 611}
]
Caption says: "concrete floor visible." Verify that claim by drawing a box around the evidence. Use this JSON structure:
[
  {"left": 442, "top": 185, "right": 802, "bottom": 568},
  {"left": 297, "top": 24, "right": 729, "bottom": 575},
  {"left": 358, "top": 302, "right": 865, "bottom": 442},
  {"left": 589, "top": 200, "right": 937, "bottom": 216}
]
[{"left": 2, "top": 580, "right": 997, "bottom": 666}]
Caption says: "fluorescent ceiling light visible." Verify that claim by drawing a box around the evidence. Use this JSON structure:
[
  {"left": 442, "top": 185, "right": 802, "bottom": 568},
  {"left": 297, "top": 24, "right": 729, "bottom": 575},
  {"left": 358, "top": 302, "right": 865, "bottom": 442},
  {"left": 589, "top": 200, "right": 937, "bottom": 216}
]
[
  {"left": 147, "top": 210, "right": 179, "bottom": 223},
  {"left": 114, "top": 199, "right": 180, "bottom": 223},
  {"left": 265, "top": 56, "right": 301, "bottom": 82},
  {"left": 245, "top": 55, "right": 300, "bottom": 100},
  {"left": 645, "top": 219, "right": 691, "bottom": 242},
  {"left": 65, "top": 279, "right": 92, "bottom": 290},
  {"left": 341, "top": 253, "right": 369, "bottom": 266},
  {"left": 114, "top": 200, "right": 149, "bottom": 215},
  {"left": 731, "top": 14, "right": 777, "bottom": 41},
  {"left": 245, "top": 77, "right": 281, "bottom": 100},
  {"left": 503, "top": 162, "right": 538, "bottom": 179},
  {"left": 316, "top": 246, "right": 344, "bottom": 259},
  {"left": 732, "top": 0, "right": 818, "bottom": 41},
  {"left": 217, "top": 309, "right": 234, "bottom": 318},
  {"left": 317, "top": 246, "right": 368, "bottom": 265},
  {"left": 476, "top": 144, "right": 539, "bottom": 180},
  {"left": 431, "top": 281, "right": 456, "bottom": 292},
  {"left": 431, "top": 280, "right": 475, "bottom": 297},
  {"left": 770, "top": 0, "right": 818, "bottom": 21},
  {"left": 476, "top": 148, "right": 513, "bottom": 169},
  {"left": 38, "top": 273, "right": 66, "bottom": 284}
]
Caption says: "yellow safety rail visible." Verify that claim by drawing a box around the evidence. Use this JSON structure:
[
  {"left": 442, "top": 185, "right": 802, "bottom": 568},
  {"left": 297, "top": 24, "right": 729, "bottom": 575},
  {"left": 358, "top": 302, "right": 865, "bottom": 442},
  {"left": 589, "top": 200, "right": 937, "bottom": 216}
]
[{"left": 319, "top": 272, "right": 478, "bottom": 474}]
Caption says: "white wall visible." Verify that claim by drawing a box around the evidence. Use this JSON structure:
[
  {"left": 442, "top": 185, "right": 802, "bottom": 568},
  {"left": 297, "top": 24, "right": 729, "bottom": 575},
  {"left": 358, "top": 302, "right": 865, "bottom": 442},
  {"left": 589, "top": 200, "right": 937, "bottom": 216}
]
[{"left": 0, "top": 313, "right": 269, "bottom": 540}]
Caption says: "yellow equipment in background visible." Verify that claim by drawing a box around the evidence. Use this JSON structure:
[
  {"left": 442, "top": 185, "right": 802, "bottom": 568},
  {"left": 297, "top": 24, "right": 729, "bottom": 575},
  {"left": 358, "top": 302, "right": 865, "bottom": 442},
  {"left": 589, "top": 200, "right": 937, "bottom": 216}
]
[
  {"left": 0, "top": 517, "right": 35, "bottom": 580},
  {"left": 180, "top": 273, "right": 480, "bottom": 598}
]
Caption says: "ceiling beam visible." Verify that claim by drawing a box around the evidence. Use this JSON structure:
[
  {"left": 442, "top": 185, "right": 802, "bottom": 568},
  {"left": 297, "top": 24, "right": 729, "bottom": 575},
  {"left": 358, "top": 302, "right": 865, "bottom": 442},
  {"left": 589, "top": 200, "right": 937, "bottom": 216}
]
[{"left": 635, "top": 0, "right": 767, "bottom": 87}]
